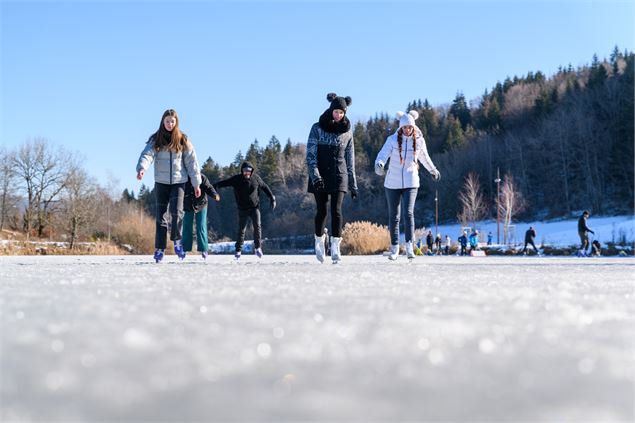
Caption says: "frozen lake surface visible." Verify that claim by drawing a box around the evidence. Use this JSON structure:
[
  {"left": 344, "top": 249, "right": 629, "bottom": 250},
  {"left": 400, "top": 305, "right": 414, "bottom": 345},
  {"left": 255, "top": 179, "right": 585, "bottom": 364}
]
[{"left": 1, "top": 255, "right": 634, "bottom": 421}]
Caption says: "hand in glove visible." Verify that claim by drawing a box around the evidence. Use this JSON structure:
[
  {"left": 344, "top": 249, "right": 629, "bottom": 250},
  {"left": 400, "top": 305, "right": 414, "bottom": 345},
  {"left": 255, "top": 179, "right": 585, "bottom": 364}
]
[
  {"left": 270, "top": 196, "right": 277, "bottom": 210},
  {"left": 351, "top": 189, "right": 358, "bottom": 199},
  {"left": 430, "top": 169, "right": 441, "bottom": 181},
  {"left": 214, "top": 194, "right": 220, "bottom": 202},
  {"left": 374, "top": 162, "right": 385, "bottom": 176},
  {"left": 313, "top": 178, "right": 325, "bottom": 191}
]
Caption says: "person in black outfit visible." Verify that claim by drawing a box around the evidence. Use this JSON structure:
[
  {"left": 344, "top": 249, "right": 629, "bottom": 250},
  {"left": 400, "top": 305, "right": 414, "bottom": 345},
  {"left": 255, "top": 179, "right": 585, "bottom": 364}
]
[
  {"left": 306, "top": 92, "right": 358, "bottom": 263},
  {"left": 458, "top": 231, "right": 468, "bottom": 256},
  {"left": 426, "top": 230, "right": 434, "bottom": 254},
  {"left": 577, "top": 210, "right": 594, "bottom": 256},
  {"left": 183, "top": 174, "right": 220, "bottom": 260},
  {"left": 521, "top": 226, "right": 539, "bottom": 255},
  {"left": 214, "top": 161, "right": 275, "bottom": 259}
]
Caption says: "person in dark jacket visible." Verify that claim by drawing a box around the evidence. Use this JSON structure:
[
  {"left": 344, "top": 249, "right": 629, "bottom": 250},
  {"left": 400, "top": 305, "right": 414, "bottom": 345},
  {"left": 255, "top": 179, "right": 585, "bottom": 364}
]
[
  {"left": 183, "top": 174, "right": 220, "bottom": 260},
  {"left": 426, "top": 231, "right": 434, "bottom": 254},
  {"left": 577, "top": 211, "right": 594, "bottom": 256},
  {"left": 214, "top": 161, "right": 275, "bottom": 259},
  {"left": 306, "top": 92, "right": 358, "bottom": 264},
  {"left": 521, "top": 226, "right": 538, "bottom": 255},
  {"left": 458, "top": 231, "right": 468, "bottom": 256},
  {"left": 434, "top": 233, "right": 442, "bottom": 254}
]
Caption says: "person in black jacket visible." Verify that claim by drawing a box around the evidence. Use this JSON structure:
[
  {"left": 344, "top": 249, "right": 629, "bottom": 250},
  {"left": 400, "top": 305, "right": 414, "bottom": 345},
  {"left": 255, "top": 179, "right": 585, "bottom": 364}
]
[
  {"left": 577, "top": 210, "right": 594, "bottom": 256},
  {"left": 306, "top": 92, "right": 358, "bottom": 264},
  {"left": 183, "top": 174, "right": 220, "bottom": 260},
  {"left": 214, "top": 161, "right": 275, "bottom": 259},
  {"left": 521, "top": 226, "right": 538, "bottom": 255}
]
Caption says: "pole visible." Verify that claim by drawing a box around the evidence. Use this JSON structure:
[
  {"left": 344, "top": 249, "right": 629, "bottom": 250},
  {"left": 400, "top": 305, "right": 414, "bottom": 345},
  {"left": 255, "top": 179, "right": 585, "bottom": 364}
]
[
  {"left": 495, "top": 167, "right": 501, "bottom": 245},
  {"left": 434, "top": 190, "right": 438, "bottom": 237}
]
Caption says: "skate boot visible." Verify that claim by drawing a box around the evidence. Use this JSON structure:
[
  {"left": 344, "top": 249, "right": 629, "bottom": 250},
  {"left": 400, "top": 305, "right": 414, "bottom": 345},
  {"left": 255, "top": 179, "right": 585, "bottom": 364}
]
[
  {"left": 234, "top": 250, "right": 241, "bottom": 260},
  {"left": 255, "top": 247, "right": 263, "bottom": 258},
  {"left": 314, "top": 234, "right": 326, "bottom": 263},
  {"left": 153, "top": 249, "right": 164, "bottom": 263},
  {"left": 406, "top": 241, "right": 416, "bottom": 259},
  {"left": 388, "top": 244, "right": 399, "bottom": 261},
  {"left": 331, "top": 236, "right": 342, "bottom": 264},
  {"left": 201, "top": 251, "right": 208, "bottom": 260},
  {"left": 174, "top": 240, "right": 186, "bottom": 260}
]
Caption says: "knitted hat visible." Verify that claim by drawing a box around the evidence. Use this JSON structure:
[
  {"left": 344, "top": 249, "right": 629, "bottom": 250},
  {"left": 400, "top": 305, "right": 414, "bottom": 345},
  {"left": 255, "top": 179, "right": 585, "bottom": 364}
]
[
  {"left": 327, "top": 92, "right": 352, "bottom": 113},
  {"left": 396, "top": 110, "right": 419, "bottom": 129}
]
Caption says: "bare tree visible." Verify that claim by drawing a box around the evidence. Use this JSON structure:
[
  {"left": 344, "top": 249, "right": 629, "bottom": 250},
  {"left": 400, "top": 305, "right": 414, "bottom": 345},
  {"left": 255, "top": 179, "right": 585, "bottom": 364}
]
[
  {"left": 12, "top": 138, "right": 74, "bottom": 239},
  {"left": 499, "top": 174, "right": 526, "bottom": 244},
  {"left": 60, "top": 167, "right": 99, "bottom": 249},
  {"left": 0, "top": 147, "right": 20, "bottom": 231},
  {"left": 457, "top": 172, "right": 488, "bottom": 229}
]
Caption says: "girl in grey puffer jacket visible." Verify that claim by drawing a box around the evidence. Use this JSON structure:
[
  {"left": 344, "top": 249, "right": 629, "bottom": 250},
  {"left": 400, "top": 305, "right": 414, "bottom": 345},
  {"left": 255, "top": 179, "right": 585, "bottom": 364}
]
[
  {"left": 375, "top": 110, "right": 440, "bottom": 260},
  {"left": 136, "top": 109, "right": 202, "bottom": 262}
]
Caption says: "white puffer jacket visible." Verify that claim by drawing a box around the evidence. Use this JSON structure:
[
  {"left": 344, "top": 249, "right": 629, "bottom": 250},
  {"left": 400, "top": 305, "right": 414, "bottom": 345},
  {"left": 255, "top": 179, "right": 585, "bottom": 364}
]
[{"left": 374, "top": 128, "right": 437, "bottom": 189}]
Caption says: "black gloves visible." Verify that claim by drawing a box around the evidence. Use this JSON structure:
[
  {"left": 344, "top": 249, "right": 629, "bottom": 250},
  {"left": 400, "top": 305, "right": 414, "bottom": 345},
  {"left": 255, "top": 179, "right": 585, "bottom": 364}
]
[
  {"left": 314, "top": 178, "right": 325, "bottom": 191},
  {"left": 351, "top": 189, "right": 358, "bottom": 199},
  {"left": 270, "top": 196, "right": 276, "bottom": 210}
]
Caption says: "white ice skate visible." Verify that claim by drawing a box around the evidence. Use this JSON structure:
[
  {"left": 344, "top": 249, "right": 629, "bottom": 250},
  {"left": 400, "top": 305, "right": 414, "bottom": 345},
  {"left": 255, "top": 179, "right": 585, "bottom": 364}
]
[
  {"left": 315, "top": 234, "right": 326, "bottom": 263},
  {"left": 388, "top": 244, "right": 399, "bottom": 261},
  {"left": 331, "top": 237, "right": 342, "bottom": 264},
  {"left": 406, "top": 241, "right": 416, "bottom": 260}
]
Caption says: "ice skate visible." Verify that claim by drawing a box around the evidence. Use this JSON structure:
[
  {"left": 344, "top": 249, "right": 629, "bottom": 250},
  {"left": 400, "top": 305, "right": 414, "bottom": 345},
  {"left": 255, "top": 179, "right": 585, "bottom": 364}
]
[
  {"left": 406, "top": 241, "right": 416, "bottom": 260},
  {"left": 174, "top": 240, "right": 186, "bottom": 261},
  {"left": 255, "top": 247, "right": 263, "bottom": 258},
  {"left": 388, "top": 244, "right": 399, "bottom": 261},
  {"left": 331, "top": 237, "right": 342, "bottom": 264},
  {"left": 315, "top": 234, "right": 326, "bottom": 263},
  {"left": 201, "top": 251, "right": 208, "bottom": 261},
  {"left": 234, "top": 251, "right": 241, "bottom": 260},
  {"left": 153, "top": 249, "right": 164, "bottom": 263}
]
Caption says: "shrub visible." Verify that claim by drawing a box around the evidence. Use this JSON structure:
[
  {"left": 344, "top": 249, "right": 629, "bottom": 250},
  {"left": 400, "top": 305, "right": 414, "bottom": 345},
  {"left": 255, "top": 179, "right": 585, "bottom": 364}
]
[
  {"left": 112, "top": 208, "right": 155, "bottom": 254},
  {"left": 341, "top": 221, "right": 390, "bottom": 255}
]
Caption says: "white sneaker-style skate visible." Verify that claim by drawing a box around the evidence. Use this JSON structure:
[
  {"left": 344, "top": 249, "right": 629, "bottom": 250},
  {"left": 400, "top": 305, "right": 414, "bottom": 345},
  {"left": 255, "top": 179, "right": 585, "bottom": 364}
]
[
  {"left": 331, "top": 237, "right": 342, "bottom": 264},
  {"left": 406, "top": 241, "right": 415, "bottom": 259},
  {"left": 315, "top": 234, "right": 326, "bottom": 263},
  {"left": 388, "top": 244, "right": 399, "bottom": 261}
]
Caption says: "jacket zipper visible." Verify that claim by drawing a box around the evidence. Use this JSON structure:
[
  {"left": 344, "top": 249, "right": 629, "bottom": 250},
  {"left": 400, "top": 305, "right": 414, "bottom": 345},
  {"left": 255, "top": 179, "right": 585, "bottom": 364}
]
[
  {"left": 401, "top": 142, "right": 407, "bottom": 189},
  {"left": 170, "top": 151, "right": 173, "bottom": 185}
]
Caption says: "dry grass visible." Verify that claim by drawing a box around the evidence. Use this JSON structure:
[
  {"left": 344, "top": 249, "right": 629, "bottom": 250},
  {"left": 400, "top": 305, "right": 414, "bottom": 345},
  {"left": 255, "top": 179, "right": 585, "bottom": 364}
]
[
  {"left": 0, "top": 241, "right": 128, "bottom": 255},
  {"left": 112, "top": 209, "right": 156, "bottom": 255},
  {"left": 341, "top": 221, "right": 391, "bottom": 255}
]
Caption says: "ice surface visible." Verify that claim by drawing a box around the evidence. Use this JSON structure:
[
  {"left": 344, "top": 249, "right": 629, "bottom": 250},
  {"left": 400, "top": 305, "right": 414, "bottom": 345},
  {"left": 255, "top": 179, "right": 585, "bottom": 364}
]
[{"left": 1, "top": 255, "right": 634, "bottom": 421}]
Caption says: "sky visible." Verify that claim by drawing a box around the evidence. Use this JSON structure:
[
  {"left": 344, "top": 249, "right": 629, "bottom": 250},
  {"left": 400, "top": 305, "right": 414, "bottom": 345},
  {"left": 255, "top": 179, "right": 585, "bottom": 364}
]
[{"left": 1, "top": 0, "right": 633, "bottom": 194}]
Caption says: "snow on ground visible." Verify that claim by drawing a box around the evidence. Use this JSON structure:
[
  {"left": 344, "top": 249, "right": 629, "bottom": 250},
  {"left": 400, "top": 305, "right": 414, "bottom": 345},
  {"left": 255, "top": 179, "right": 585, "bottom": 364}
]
[
  {"left": 1, "top": 255, "right": 634, "bottom": 421},
  {"left": 434, "top": 214, "right": 635, "bottom": 247}
]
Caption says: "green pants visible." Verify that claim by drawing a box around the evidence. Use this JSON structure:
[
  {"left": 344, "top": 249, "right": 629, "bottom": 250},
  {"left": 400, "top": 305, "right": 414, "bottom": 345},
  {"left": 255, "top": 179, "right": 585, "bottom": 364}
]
[{"left": 183, "top": 208, "right": 208, "bottom": 252}]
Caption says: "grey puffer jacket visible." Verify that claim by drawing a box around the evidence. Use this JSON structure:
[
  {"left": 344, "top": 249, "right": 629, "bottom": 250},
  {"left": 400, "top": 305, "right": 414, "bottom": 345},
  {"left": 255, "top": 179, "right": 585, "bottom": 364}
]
[{"left": 136, "top": 134, "right": 202, "bottom": 188}]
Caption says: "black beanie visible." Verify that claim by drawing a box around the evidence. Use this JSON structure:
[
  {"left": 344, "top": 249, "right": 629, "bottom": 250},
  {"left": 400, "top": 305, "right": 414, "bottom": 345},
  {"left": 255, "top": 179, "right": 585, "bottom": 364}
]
[{"left": 327, "top": 92, "right": 352, "bottom": 113}]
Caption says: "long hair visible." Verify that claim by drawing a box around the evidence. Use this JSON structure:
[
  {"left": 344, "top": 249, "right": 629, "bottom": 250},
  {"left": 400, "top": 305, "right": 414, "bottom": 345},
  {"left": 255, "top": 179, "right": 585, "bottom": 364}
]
[
  {"left": 397, "top": 127, "right": 418, "bottom": 166},
  {"left": 153, "top": 109, "right": 188, "bottom": 152}
]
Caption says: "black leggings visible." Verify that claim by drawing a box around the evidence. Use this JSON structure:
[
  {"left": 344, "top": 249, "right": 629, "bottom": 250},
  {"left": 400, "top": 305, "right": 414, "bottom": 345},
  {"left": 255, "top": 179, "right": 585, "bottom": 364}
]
[
  {"left": 314, "top": 191, "right": 344, "bottom": 237},
  {"left": 154, "top": 182, "right": 185, "bottom": 249}
]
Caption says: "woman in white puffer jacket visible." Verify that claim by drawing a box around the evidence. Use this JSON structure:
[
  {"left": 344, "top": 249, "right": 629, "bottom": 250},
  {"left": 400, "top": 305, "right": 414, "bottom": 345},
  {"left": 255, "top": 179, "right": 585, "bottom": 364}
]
[{"left": 374, "top": 110, "right": 440, "bottom": 260}]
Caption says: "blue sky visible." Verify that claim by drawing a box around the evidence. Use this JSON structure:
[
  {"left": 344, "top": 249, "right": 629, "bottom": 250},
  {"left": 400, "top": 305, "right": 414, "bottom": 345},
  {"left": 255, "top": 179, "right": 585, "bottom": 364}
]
[{"left": 2, "top": 0, "right": 633, "bottom": 194}]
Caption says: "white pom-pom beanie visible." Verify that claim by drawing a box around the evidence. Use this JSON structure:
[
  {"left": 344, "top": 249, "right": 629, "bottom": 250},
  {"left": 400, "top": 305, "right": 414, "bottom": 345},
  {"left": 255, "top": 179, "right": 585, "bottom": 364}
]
[{"left": 397, "top": 110, "right": 419, "bottom": 129}]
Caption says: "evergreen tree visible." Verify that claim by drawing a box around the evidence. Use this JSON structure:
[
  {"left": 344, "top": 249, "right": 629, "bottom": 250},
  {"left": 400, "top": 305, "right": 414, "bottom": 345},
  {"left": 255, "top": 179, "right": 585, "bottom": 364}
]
[{"left": 449, "top": 92, "right": 472, "bottom": 130}]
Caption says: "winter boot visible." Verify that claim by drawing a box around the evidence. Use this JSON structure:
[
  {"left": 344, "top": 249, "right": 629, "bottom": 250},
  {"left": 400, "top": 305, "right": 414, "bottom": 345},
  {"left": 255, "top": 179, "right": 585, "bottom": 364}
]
[
  {"left": 331, "top": 236, "right": 342, "bottom": 263},
  {"left": 255, "top": 247, "right": 263, "bottom": 258},
  {"left": 314, "top": 234, "right": 326, "bottom": 263},
  {"left": 388, "top": 244, "right": 399, "bottom": 261},
  {"left": 174, "top": 240, "right": 186, "bottom": 260},
  {"left": 406, "top": 241, "right": 415, "bottom": 259},
  {"left": 153, "top": 249, "right": 164, "bottom": 263},
  {"left": 201, "top": 251, "right": 208, "bottom": 260}
]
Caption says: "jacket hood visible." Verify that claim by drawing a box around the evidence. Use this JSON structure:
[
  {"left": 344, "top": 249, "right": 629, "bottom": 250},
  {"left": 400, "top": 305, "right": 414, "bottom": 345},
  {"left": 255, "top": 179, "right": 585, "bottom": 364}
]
[{"left": 241, "top": 161, "right": 255, "bottom": 172}]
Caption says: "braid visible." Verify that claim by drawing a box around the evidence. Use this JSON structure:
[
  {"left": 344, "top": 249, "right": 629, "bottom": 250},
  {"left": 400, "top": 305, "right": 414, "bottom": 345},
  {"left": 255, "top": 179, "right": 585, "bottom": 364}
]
[{"left": 397, "top": 128, "right": 404, "bottom": 165}]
